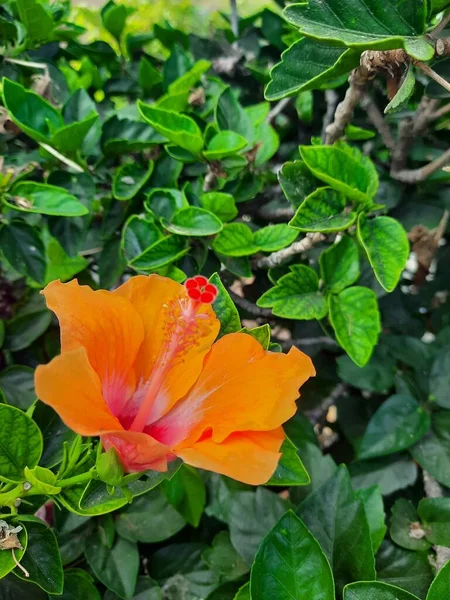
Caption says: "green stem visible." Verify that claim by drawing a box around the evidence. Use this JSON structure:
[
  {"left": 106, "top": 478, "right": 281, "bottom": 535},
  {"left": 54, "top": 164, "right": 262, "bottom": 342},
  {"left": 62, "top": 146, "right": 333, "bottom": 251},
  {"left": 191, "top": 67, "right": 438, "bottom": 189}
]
[{"left": 57, "top": 470, "right": 97, "bottom": 489}]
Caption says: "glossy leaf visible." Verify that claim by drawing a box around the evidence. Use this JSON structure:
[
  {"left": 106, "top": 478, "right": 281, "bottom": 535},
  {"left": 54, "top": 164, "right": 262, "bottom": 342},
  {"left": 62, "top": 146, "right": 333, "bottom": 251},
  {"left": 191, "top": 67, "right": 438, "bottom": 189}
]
[
  {"left": 212, "top": 223, "right": 260, "bottom": 257},
  {"left": 113, "top": 162, "right": 154, "bottom": 201},
  {"left": 320, "top": 235, "right": 360, "bottom": 294},
  {"left": 344, "top": 581, "right": 421, "bottom": 600},
  {"left": 0, "top": 404, "right": 42, "bottom": 482},
  {"left": 251, "top": 511, "right": 335, "bottom": 600},
  {"left": 138, "top": 103, "right": 204, "bottom": 153},
  {"left": 129, "top": 235, "right": 188, "bottom": 271},
  {"left": 203, "top": 131, "right": 248, "bottom": 160},
  {"left": 290, "top": 187, "right": 357, "bottom": 232},
  {"left": 209, "top": 272, "right": 241, "bottom": 336},
  {"left": 426, "top": 560, "right": 450, "bottom": 600},
  {"left": 162, "top": 207, "right": 223, "bottom": 236},
  {"left": 6, "top": 182, "right": 88, "bottom": 217},
  {"left": 267, "top": 437, "right": 310, "bottom": 486},
  {"left": 162, "top": 465, "right": 206, "bottom": 527}
]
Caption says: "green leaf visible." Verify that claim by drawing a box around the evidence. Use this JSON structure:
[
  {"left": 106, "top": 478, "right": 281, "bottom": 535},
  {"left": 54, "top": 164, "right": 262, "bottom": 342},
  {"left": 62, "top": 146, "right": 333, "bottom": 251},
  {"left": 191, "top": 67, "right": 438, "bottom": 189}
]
[
  {"left": 145, "top": 188, "right": 188, "bottom": 221},
  {"left": 0, "top": 366, "right": 35, "bottom": 410},
  {"left": 359, "top": 394, "right": 430, "bottom": 459},
  {"left": 0, "top": 221, "right": 46, "bottom": 285},
  {"left": 85, "top": 532, "right": 139, "bottom": 600},
  {"left": 4, "top": 293, "right": 51, "bottom": 351},
  {"left": 296, "top": 91, "right": 314, "bottom": 122},
  {"left": 284, "top": 0, "right": 433, "bottom": 61},
  {"left": 138, "top": 57, "right": 163, "bottom": 95},
  {"left": 0, "top": 404, "right": 42, "bottom": 482},
  {"left": 418, "top": 498, "right": 450, "bottom": 547},
  {"left": 266, "top": 38, "right": 359, "bottom": 100},
  {"left": 162, "top": 207, "right": 223, "bottom": 236},
  {"left": 290, "top": 187, "right": 358, "bottom": 232},
  {"left": 209, "top": 272, "right": 241, "bottom": 336},
  {"left": 129, "top": 235, "right": 188, "bottom": 271},
  {"left": 102, "top": 116, "right": 163, "bottom": 155},
  {"left": 410, "top": 413, "right": 450, "bottom": 487},
  {"left": 385, "top": 63, "right": 416, "bottom": 113},
  {"left": 250, "top": 511, "right": 335, "bottom": 600},
  {"left": 344, "top": 581, "right": 421, "bottom": 600},
  {"left": 234, "top": 584, "right": 250, "bottom": 600},
  {"left": 390, "top": 499, "right": 431, "bottom": 551},
  {"left": 203, "top": 131, "right": 248, "bottom": 160},
  {"left": 429, "top": 347, "right": 450, "bottom": 409},
  {"left": 138, "top": 103, "right": 204, "bottom": 154},
  {"left": 14, "top": 519, "right": 63, "bottom": 595},
  {"left": 254, "top": 224, "right": 298, "bottom": 252},
  {"left": 6, "top": 182, "right": 88, "bottom": 217},
  {"left": 297, "top": 465, "right": 376, "bottom": 592},
  {"left": 212, "top": 223, "right": 260, "bottom": 257},
  {"left": 162, "top": 465, "right": 206, "bottom": 527},
  {"left": 116, "top": 489, "right": 186, "bottom": 543},
  {"left": 376, "top": 540, "right": 433, "bottom": 598},
  {"left": 200, "top": 192, "right": 238, "bottom": 223},
  {"left": 0, "top": 574, "right": 47, "bottom": 599},
  {"left": 44, "top": 233, "right": 89, "bottom": 284},
  {"left": 337, "top": 345, "right": 395, "bottom": 393},
  {"left": 329, "top": 286, "right": 381, "bottom": 367},
  {"left": 102, "top": 2, "right": 128, "bottom": 41},
  {"left": 202, "top": 531, "right": 248, "bottom": 582},
  {"left": 350, "top": 454, "right": 418, "bottom": 496},
  {"left": 169, "top": 59, "right": 211, "bottom": 93},
  {"left": 278, "top": 161, "right": 320, "bottom": 208},
  {"left": 16, "top": 0, "right": 54, "bottom": 41},
  {"left": 345, "top": 124, "right": 376, "bottom": 140},
  {"left": 300, "top": 144, "right": 379, "bottom": 204},
  {"left": 240, "top": 324, "right": 271, "bottom": 349},
  {"left": 0, "top": 525, "right": 27, "bottom": 579},
  {"left": 33, "top": 403, "right": 76, "bottom": 469},
  {"left": 320, "top": 236, "right": 360, "bottom": 294},
  {"left": 355, "top": 485, "right": 386, "bottom": 553},
  {"left": 357, "top": 215, "right": 409, "bottom": 292},
  {"left": 103, "top": 577, "right": 161, "bottom": 600},
  {"left": 258, "top": 265, "right": 328, "bottom": 320},
  {"left": 113, "top": 162, "right": 154, "bottom": 201},
  {"left": 2, "top": 78, "right": 63, "bottom": 143},
  {"left": 426, "top": 559, "right": 450, "bottom": 600},
  {"left": 267, "top": 437, "right": 311, "bottom": 486},
  {"left": 121, "top": 216, "right": 162, "bottom": 263},
  {"left": 50, "top": 569, "right": 102, "bottom": 600},
  {"left": 216, "top": 88, "right": 255, "bottom": 142},
  {"left": 52, "top": 114, "right": 99, "bottom": 154},
  {"left": 229, "top": 488, "right": 289, "bottom": 565}
]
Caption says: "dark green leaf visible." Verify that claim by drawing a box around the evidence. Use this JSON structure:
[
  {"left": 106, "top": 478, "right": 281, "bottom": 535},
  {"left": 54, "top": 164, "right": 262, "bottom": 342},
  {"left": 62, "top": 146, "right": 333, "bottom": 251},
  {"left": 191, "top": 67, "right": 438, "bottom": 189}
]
[
  {"left": 297, "top": 465, "right": 376, "bottom": 592},
  {"left": 104, "top": 576, "right": 162, "bottom": 600},
  {"left": 267, "top": 437, "right": 310, "bottom": 486},
  {"left": 358, "top": 215, "right": 410, "bottom": 292},
  {"left": 4, "top": 293, "right": 51, "bottom": 351},
  {"left": 138, "top": 58, "right": 163, "bottom": 95},
  {"left": 50, "top": 569, "right": 101, "bottom": 600},
  {"left": 216, "top": 88, "right": 255, "bottom": 142},
  {"left": 376, "top": 540, "right": 433, "bottom": 598},
  {"left": 320, "top": 235, "right": 360, "bottom": 294},
  {"left": 162, "top": 207, "right": 223, "bottom": 236},
  {"left": 290, "top": 187, "right": 358, "bottom": 232},
  {"left": 390, "top": 498, "right": 431, "bottom": 551},
  {"left": 350, "top": 454, "right": 418, "bottom": 496},
  {"left": 257, "top": 265, "right": 328, "bottom": 320},
  {"left": 355, "top": 485, "right": 386, "bottom": 553},
  {"left": 329, "top": 286, "right": 381, "bottom": 367},
  {"left": 202, "top": 532, "right": 248, "bottom": 582},
  {"left": 278, "top": 160, "right": 320, "bottom": 208},
  {"left": 113, "top": 162, "right": 154, "bottom": 201},
  {"left": 209, "top": 273, "right": 241, "bottom": 336},
  {"left": 0, "top": 366, "right": 35, "bottom": 410},
  {"left": 162, "top": 464, "right": 206, "bottom": 527},
  {"left": 102, "top": 2, "right": 128, "bottom": 41},
  {"left": 129, "top": 235, "right": 188, "bottom": 271},
  {"left": 429, "top": 347, "right": 450, "bottom": 408},
  {"left": 410, "top": 413, "right": 450, "bottom": 487},
  {"left": 418, "top": 498, "right": 450, "bottom": 547},
  {"left": 0, "top": 404, "right": 42, "bottom": 482},
  {"left": 251, "top": 511, "right": 335, "bottom": 600},
  {"left": 0, "top": 573, "right": 47, "bottom": 599},
  {"left": 121, "top": 216, "right": 163, "bottom": 263},
  {"left": 344, "top": 581, "right": 421, "bottom": 600},
  {"left": 0, "top": 221, "right": 46, "bottom": 284}
]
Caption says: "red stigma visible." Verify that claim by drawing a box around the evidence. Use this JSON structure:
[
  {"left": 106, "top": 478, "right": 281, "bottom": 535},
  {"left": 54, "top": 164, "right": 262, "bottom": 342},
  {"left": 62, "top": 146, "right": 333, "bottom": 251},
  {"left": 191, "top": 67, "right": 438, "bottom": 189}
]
[{"left": 184, "top": 277, "right": 218, "bottom": 304}]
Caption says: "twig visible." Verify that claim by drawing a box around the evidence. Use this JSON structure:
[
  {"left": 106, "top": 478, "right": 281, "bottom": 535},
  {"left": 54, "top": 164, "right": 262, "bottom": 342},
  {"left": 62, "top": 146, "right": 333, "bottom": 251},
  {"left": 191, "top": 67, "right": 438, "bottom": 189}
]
[
  {"left": 305, "top": 382, "right": 348, "bottom": 426},
  {"left": 322, "top": 90, "right": 339, "bottom": 141},
  {"left": 360, "top": 94, "right": 396, "bottom": 150},
  {"left": 12, "top": 549, "right": 29, "bottom": 578},
  {"left": 228, "top": 290, "right": 273, "bottom": 317},
  {"left": 392, "top": 147, "right": 450, "bottom": 183},
  {"left": 277, "top": 336, "right": 338, "bottom": 351},
  {"left": 267, "top": 98, "right": 292, "bottom": 124},
  {"left": 254, "top": 233, "right": 325, "bottom": 269},
  {"left": 39, "top": 143, "right": 84, "bottom": 173},
  {"left": 4, "top": 58, "right": 49, "bottom": 72},
  {"left": 429, "top": 103, "right": 450, "bottom": 121},
  {"left": 423, "top": 471, "right": 450, "bottom": 571},
  {"left": 416, "top": 61, "right": 450, "bottom": 94},
  {"left": 430, "top": 10, "right": 450, "bottom": 39},
  {"left": 230, "top": 0, "right": 239, "bottom": 38}
]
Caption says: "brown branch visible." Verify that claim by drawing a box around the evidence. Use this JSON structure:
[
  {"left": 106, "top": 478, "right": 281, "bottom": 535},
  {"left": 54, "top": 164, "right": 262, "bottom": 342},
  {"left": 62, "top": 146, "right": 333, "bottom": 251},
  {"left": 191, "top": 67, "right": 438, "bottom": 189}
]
[
  {"left": 416, "top": 61, "right": 450, "bottom": 94},
  {"left": 305, "top": 382, "right": 348, "bottom": 426},
  {"left": 391, "top": 147, "right": 450, "bottom": 183},
  {"left": 322, "top": 89, "right": 339, "bottom": 141},
  {"left": 267, "top": 98, "right": 292, "bottom": 124},
  {"left": 228, "top": 290, "right": 273, "bottom": 317},
  {"left": 360, "top": 94, "right": 396, "bottom": 150},
  {"left": 430, "top": 11, "right": 450, "bottom": 40},
  {"left": 423, "top": 471, "right": 450, "bottom": 571},
  {"left": 278, "top": 336, "right": 338, "bottom": 351},
  {"left": 254, "top": 232, "right": 325, "bottom": 269}
]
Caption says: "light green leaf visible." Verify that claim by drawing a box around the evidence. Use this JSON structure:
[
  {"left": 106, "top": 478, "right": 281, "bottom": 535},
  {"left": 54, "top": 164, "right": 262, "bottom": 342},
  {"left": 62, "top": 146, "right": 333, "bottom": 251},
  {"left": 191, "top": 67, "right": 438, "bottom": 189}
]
[
  {"left": 290, "top": 187, "right": 357, "bottom": 232},
  {"left": 266, "top": 38, "right": 359, "bottom": 100},
  {"left": 296, "top": 90, "right": 314, "bottom": 122},
  {"left": 320, "top": 235, "right": 360, "bottom": 294},
  {"left": 0, "top": 404, "right": 42, "bottom": 482},
  {"left": 357, "top": 215, "right": 409, "bottom": 292},
  {"left": 138, "top": 103, "right": 204, "bottom": 154},
  {"left": 0, "top": 526, "right": 27, "bottom": 579},
  {"left": 240, "top": 324, "right": 271, "bottom": 349},
  {"left": 162, "top": 207, "right": 223, "bottom": 236},
  {"left": 284, "top": 0, "right": 433, "bottom": 61},
  {"left": 209, "top": 272, "right": 241, "bottom": 336},
  {"left": 251, "top": 511, "right": 335, "bottom": 600},
  {"left": 212, "top": 223, "right": 260, "bottom": 257},
  {"left": 385, "top": 63, "right": 416, "bottom": 113},
  {"left": 203, "top": 131, "right": 248, "bottom": 160},
  {"left": 254, "top": 224, "right": 298, "bottom": 252},
  {"left": 44, "top": 233, "right": 88, "bottom": 284},
  {"left": 329, "top": 286, "right": 381, "bottom": 367},
  {"left": 359, "top": 394, "right": 430, "bottom": 459},
  {"left": 102, "top": 2, "right": 128, "bottom": 41},
  {"left": 345, "top": 124, "right": 376, "bottom": 140},
  {"left": 16, "top": 0, "right": 54, "bottom": 41},
  {"left": 169, "top": 59, "right": 211, "bottom": 93},
  {"left": 234, "top": 583, "right": 250, "bottom": 600},
  {"left": 426, "top": 559, "right": 450, "bottom": 600},
  {"left": 6, "top": 182, "right": 88, "bottom": 217},
  {"left": 113, "top": 162, "right": 154, "bottom": 201},
  {"left": 257, "top": 265, "right": 328, "bottom": 320},
  {"left": 200, "top": 192, "right": 238, "bottom": 223},
  {"left": 300, "top": 144, "right": 379, "bottom": 204}
]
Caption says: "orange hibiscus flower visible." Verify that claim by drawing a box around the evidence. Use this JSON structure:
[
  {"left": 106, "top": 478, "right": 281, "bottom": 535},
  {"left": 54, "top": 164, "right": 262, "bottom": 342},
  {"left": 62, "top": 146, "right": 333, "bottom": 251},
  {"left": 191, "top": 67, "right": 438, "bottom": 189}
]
[{"left": 35, "top": 275, "right": 315, "bottom": 485}]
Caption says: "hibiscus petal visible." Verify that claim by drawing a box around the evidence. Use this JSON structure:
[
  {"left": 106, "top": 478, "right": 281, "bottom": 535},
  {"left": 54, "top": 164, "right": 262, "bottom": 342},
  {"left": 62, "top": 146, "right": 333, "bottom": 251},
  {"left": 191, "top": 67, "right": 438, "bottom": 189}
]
[
  {"left": 35, "top": 347, "right": 123, "bottom": 436},
  {"left": 42, "top": 280, "right": 144, "bottom": 416},
  {"left": 176, "top": 428, "right": 284, "bottom": 485},
  {"left": 101, "top": 430, "right": 172, "bottom": 473},
  {"left": 114, "top": 275, "right": 219, "bottom": 426},
  {"left": 150, "top": 333, "right": 315, "bottom": 446}
]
